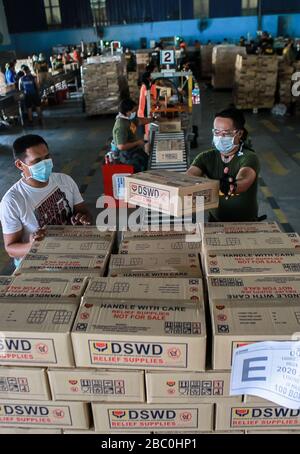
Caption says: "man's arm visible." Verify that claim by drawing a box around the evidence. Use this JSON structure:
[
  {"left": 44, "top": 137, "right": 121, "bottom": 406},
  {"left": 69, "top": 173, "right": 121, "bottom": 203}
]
[
  {"left": 117, "top": 139, "right": 145, "bottom": 151},
  {"left": 72, "top": 202, "right": 93, "bottom": 225},
  {"left": 226, "top": 167, "right": 256, "bottom": 196},
  {"left": 3, "top": 229, "right": 46, "bottom": 259},
  {"left": 186, "top": 166, "right": 204, "bottom": 177}
]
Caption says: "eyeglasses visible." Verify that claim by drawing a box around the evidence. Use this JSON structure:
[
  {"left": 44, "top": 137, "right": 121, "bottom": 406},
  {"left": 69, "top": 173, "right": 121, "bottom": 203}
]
[{"left": 212, "top": 128, "right": 238, "bottom": 137}]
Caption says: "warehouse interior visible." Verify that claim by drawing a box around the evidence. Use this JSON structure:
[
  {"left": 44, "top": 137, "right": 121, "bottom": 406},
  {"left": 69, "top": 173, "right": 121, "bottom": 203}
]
[{"left": 0, "top": 0, "right": 300, "bottom": 438}]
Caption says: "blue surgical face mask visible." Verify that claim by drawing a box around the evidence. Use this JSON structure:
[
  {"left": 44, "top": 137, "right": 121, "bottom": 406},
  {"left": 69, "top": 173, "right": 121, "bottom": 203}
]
[
  {"left": 128, "top": 112, "right": 136, "bottom": 120},
  {"left": 213, "top": 135, "right": 235, "bottom": 154},
  {"left": 24, "top": 158, "right": 53, "bottom": 183}
]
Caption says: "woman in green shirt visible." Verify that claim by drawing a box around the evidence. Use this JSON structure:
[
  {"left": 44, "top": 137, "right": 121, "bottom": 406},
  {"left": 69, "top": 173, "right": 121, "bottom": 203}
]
[{"left": 187, "top": 107, "right": 260, "bottom": 222}]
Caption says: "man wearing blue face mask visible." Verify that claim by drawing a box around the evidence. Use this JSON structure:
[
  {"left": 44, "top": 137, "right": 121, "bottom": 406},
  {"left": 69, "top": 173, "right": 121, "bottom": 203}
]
[
  {"left": 112, "top": 98, "right": 155, "bottom": 172},
  {"left": 0, "top": 134, "right": 92, "bottom": 267},
  {"left": 187, "top": 107, "right": 260, "bottom": 222}
]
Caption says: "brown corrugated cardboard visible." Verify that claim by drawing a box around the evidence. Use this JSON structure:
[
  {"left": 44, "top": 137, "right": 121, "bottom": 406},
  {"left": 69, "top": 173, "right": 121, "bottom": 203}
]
[
  {"left": 92, "top": 402, "right": 214, "bottom": 432},
  {"left": 145, "top": 370, "right": 242, "bottom": 403},
  {"left": 84, "top": 277, "right": 203, "bottom": 303},
  {"left": 156, "top": 140, "right": 184, "bottom": 163},
  {"left": 0, "top": 400, "right": 90, "bottom": 429},
  {"left": 121, "top": 224, "right": 200, "bottom": 241},
  {"left": 1, "top": 274, "right": 88, "bottom": 302},
  {"left": 207, "top": 275, "right": 300, "bottom": 302},
  {"left": 29, "top": 237, "right": 113, "bottom": 255},
  {"left": 204, "top": 252, "right": 300, "bottom": 277},
  {"left": 48, "top": 368, "right": 145, "bottom": 402},
  {"left": 0, "top": 428, "right": 62, "bottom": 434},
  {"left": 200, "top": 222, "right": 281, "bottom": 235},
  {"left": 16, "top": 254, "right": 109, "bottom": 276},
  {"left": 71, "top": 299, "right": 206, "bottom": 371},
  {"left": 119, "top": 238, "right": 202, "bottom": 255},
  {"left": 124, "top": 170, "right": 219, "bottom": 216},
  {"left": 159, "top": 120, "right": 182, "bottom": 133},
  {"left": 0, "top": 276, "right": 14, "bottom": 296},
  {"left": 211, "top": 300, "right": 300, "bottom": 370},
  {"left": 202, "top": 232, "right": 300, "bottom": 255},
  {"left": 63, "top": 429, "right": 151, "bottom": 434},
  {"left": 46, "top": 226, "right": 116, "bottom": 241},
  {"left": 109, "top": 253, "right": 202, "bottom": 278},
  {"left": 0, "top": 301, "right": 79, "bottom": 367},
  {"left": 0, "top": 367, "right": 50, "bottom": 400},
  {"left": 247, "top": 430, "right": 300, "bottom": 434},
  {"left": 215, "top": 400, "right": 300, "bottom": 431}
]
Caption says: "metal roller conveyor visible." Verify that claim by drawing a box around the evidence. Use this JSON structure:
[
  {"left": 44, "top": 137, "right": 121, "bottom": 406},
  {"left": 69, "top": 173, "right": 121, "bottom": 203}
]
[{"left": 149, "top": 131, "right": 188, "bottom": 172}]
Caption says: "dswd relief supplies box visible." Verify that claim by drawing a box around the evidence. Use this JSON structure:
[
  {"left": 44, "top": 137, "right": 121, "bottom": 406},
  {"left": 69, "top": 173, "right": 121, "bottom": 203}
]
[
  {"left": 108, "top": 254, "right": 202, "bottom": 279},
  {"left": 124, "top": 170, "right": 219, "bottom": 216},
  {"left": 0, "top": 276, "right": 14, "bottom": 296},
  {"left": 83, "top": 277, "right": 203, "bottom": 303},
  {"left": 0, "top": 301, "right": 79, "bottom": 367},
  {"left": 156, "top": 140, "right": 184, "bottom": 163},
  {"left": 202, "top": 232, "right": 300, "bottom": 255},
  {"left": 159, "top": 120, "right": 182, "bottom": 133},
  {"left": 0, "top": 367, "right": 50, "bottom": 400},
  {"left": 46, "top": 226, "right": 116, "bottom": 241},
  {"left": 211, "top": 300, "right": 300, "bottom": 370},
  {"left": 71, "top": 299, "right": 206, "bottom": 371},
  {"left": 145, "top": 370, "right": 242, "bottom": 403},
  {"left": 47, "top": 368, "right": 145, "bottom": 402},
  {"left": 204, "top": 252, "right": 300, "bottom": 277},
  {"left": 2, "top": 274, "right": 88, "bottom": 302},
  {"left": 0, "top": 400, "right": 90, "bottom": 429},
  {"left": 121, "top": 223, "right": 201, "bottom": 241},
  {"left": 0, "top": 428, "right": 62, "bottom": 434},
  {"left": 207, "top": 275, "right": 300, "bottom": 303},
  {"left": 91, "top": 403, "right": 214, "bottom": 432},
  {"left": 119, "top": 238, "right": 202, "bottom": 255},
  {"left": 200, "top": 222, "right": 282, "bottom": 235},
  {"left": 215, "top": 400, "right": 300, "bottom": 431},
  {"left": 16, "top": 254, "right": 109, "bottom": 276},
  {"left": 29, "top": 237, "right": 114, "bottom": 255}
]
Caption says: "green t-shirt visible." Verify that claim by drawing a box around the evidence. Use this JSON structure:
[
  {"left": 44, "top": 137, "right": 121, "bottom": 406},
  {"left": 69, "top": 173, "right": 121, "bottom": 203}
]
[
  {"left": 113, "top": 117, "right": 139, "bottom": 148},
  {"left": 192, "top": 147, "right": 260, "bottom": 222}
]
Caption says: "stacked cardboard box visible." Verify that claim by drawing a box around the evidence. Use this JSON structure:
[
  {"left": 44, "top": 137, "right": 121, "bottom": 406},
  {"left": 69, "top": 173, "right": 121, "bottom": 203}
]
[
  {"left": 156, "top": 138, "right": 185, "bottom": 163},
  {"left": 135, "top": 51, "right": 150, "bottom": 77},
  {"left": 127, "top": 71, "right": 140, "bottom": 102},
  {"left": 277, "top": 56, "right": 295, "bottom": 106},
  {"left": 293, "top": 61, "right": 300, "bottom": 114},
  {"left": 200, "top": 45, "right": 213, "bottom": 79},
  {"left": 81, "top": 59, "right": 128, "bottom": 115},
  {"left": 212, "top": 45, "right": 246, "bottom": 89},
  {"left": 233, "top": 54, "right": 278, "bottom": 109}
]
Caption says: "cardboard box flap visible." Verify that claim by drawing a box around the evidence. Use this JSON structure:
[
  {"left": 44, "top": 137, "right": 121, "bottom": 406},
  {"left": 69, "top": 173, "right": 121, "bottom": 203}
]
[
  {"left": 119, "top": 239, "right": 202, "bottom": 255},
  {"left": 46, "top": 226, "right": 116, "bottom": 240},
  {"left": 17, "top": 254, "right": 109, "bottom": 273},
  {"left": 127, "top": 170, "right": 218, "bottom": 189},
  {"left": 30, "top": 238, "right": 113, "bottom": 255},
  {"left": 201, "top": 222, "right": 281, "bottom": 235},
  {"left": 109, "top": 253, "right": 201, "bottom": 272}
]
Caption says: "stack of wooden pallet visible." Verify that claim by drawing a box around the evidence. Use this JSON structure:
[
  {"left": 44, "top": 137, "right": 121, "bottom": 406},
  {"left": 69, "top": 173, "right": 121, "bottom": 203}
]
[{"left": 277, "top": 57, "right": 294, "bottom": 106}]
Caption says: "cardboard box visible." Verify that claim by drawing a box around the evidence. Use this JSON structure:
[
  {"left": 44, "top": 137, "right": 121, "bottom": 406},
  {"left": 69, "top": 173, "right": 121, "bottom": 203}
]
[
  {"left": 0, "top": 276, "right": 14, "bottom": 296},
  {"left": 156, "top": 139, "right": 184, "bottom": 163},
  {"left": 215, "top": 400, "right": 300, "bottom": 431},
  {"left": 200, "top": 222, "right": 281, "bottom": 235},
  {"left": 145, "top": 370, "right": 241, "bottom": 403},
  {"left": 211, "top": 300, "right": 300, "bottom": 370},
  {"left": 83, "top": 277, "right": 203, "bottom": 303},
  {"left": 0, "top": 367, "right": 50, "bottom": 400},
  {"left": 29, "top": 238, "right": 113, "bottom": 255},
  {"left": 1, "top": 274, "right": 88, "bottom": 302},
  {"left": 91, "top": 403, "right": 214, "bottom": 432},
  {"left": 204, "top": 252, "right": 300, "bottom": 277},
  {"left": 16, "top": 254, "right": 109, "bottom": 276},
  {"left": 207, "top": 275, "right": 300, "bottom": 302},
  {"left": 0, "top": 301, "right": 79, "bottom": 367},
  {"left": 72, "top": 299, "right": 206, "bottom": 371},
  {"left": 202, "top": 232, "right": 300, "bottom": 255},
  {"left": 63, "top": 429, "right": 151, "bottom": 434},
  {"left": 0, "top": 428, "right": 62, "bottom": 434},
  {"left": 246, "top": 430, "right": 300, "bottom": 434},
  {"left": 159, "top": 120, "right": 182, "bottom": 133},
  {"left": 119, "top": 238, "right": 202, "bottom": 255},
  {"left": 0, "top": 400, "right": 90, "bottom": 429},
  {"left": 124, "top": 170, "right": 219, "bottom": 216},
  {"left": 46, "top": 226, "right": 116, "bottom": 241},
  {"left": 48, "top": 368, "right": 145, "bottom": 402},
  {"left": 121, "top": 224, "right": 201, "bottom": 241},
  {"left": 109, "top": 253, "right": 202, "bottom": 278}
]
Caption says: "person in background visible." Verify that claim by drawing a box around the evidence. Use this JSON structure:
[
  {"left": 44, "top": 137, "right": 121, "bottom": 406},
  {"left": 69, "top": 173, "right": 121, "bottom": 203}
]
[
  {"left": 5, "top": 61, "right": 16, "bottom": 85},
  {"left": 283, "top": 39, "right": 297, "bottom": 65},
  {"left": 113, "top": 99, "right": 156, "bottom": 172},
  {"left": 239, "top": 36, "right": 246, "bottom": 47},
  {"left": 62, "top": 50, "right": 72, "bottom": 65},
  {"left": 138, "top": 71, "right": 158, "bottom": 137},
  {"left": 259, "top": 31, "right": 274, "bottom": 55},
  {"left": 36, "top": 54, "right": 49, "bottom": 87},
  {"left": 187, "top": 107, "right": 260, "bottom": 222},
  {"left": 73, "top": 47, "right": 82, "bottom": 66},
  {"left": 0, "top": 134, "right": 92, "bottom": 268},
  {"left": 19, "top": 66, "right": 43, "bottom": 126},
  {"left": 15, "top": 65, "right": 26, "bottom": 87}
]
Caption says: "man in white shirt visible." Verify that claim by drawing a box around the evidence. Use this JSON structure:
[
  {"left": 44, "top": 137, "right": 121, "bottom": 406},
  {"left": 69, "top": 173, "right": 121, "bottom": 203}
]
[{"left": 0, "top": 134, "right": 92, "bottom": 267}]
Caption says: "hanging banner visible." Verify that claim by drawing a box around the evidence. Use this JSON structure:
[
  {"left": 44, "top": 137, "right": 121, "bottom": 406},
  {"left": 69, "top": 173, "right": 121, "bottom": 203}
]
[{"left": 0, "top": 0, "right": 10, "bottom": 45}]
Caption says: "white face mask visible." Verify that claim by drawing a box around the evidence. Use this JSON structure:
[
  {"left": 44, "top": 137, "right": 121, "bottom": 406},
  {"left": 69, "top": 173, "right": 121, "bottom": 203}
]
[
  {"left": 213, "top": 135, "right": 236, "bottom": 154},
  {"left": 128, "top": 112, "right": 136, "bottom": 120}
]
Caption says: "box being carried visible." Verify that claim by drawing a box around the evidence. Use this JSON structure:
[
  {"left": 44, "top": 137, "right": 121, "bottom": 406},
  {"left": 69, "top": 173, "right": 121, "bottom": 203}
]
[
  {"left": 124, "top": 170, "right": 219, "bottom": 216},
  {"left": 0, "top": 367, "right": 50, "bottom": 400},
  {"left": 108, "top": 253, "right": 202, "bottom": 278},
  {"left": 84, "top": 277, "right": 203, "bottom": 303},
  {"left": 202, "top": 232, "right": 300, "bottom": 255},
  {"left": 16, "top": 254, "right": 109, "bottom": 276},
  {"left": 48, "top": 368, "right": 145, "bottom": 402},
  {"left": 119, "top": 238, "right": 201, "bottom": 255},
  {"left": 211, "top": 300, "right": 300, "bottom": 370},
  {"left": 91, "top": 402, "right": 214, "bottom": 432},
  {"left": 204, "top": 252, "right": 300, "bottom": 277},
  {"left": 29, "top": 237, "right": 114, "bottom": 255},
  {"left": 0, "top": 301, "right": 79, "bottom": 367},
  {"left": 200, "top": 222, "right": 281, "bottom": 235},
  {"left": 71, "top": 299, "right": 206, "bottom": 371}
]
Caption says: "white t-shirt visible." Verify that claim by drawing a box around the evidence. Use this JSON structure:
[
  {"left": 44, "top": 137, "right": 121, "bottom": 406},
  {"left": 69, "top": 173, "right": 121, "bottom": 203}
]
[{"left": 0, "top": 172, "right": 84, "bottom": 245}]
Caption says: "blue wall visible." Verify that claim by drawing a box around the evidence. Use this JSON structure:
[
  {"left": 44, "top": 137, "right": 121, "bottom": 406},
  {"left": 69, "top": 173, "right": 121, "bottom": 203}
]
[{"left": 1, "top": 14, "right": 300, "bottom": 57}]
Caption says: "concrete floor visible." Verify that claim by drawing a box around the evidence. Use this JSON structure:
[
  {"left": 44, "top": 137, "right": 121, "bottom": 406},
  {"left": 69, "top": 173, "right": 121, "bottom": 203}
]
[{"left": 0, "top": 87, "right": 299, "bottom": 274}]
